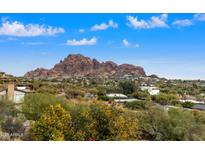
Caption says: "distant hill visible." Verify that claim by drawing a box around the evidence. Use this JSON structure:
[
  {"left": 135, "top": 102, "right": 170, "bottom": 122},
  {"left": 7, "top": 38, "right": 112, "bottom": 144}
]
[{"left": 25, "top": 54, "right": 146, "bottom": 78}]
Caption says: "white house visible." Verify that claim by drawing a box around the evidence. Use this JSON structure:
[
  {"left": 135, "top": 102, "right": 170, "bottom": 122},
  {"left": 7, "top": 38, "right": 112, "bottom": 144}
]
[
  {"left": 140, "top": 86, "right": 160, "bottom": 95},
  {"left": 114, "top": 98, "right": 139, "bottom": 103},
  {"left": 106, "top": 93, "right": 140, "bottom": 103},
  {"left": 0, "top": 89, "right": 7, "bottom": 100},
  {"left": 106, "top": 93, "right": 128, "bottom": 99},
  {"left": 179, "top": 99, "right": 204, "bottom": 104},
  {"left": 13, "top": 90, "right": 27, "bottom": 104},
  {"left": 16, "top": 86, "right": 26, "bottom": 90},
  {"left": 0, "top": 84, "right": 30, "bottom": 104}
]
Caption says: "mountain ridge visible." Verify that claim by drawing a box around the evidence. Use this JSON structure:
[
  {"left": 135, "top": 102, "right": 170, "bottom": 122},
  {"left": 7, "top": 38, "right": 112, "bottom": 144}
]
[{"left": 25, "top": 54, "right": 146, "bottom": 78}]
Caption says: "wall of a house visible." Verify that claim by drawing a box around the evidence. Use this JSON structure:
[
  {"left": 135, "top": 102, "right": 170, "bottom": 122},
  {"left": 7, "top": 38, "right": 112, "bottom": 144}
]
[
  {"left": 0, "top": 90, "right": 6, "bottom": 101},
  {"left": 14, "top": 91, "right": 25, "bottom": 104}
]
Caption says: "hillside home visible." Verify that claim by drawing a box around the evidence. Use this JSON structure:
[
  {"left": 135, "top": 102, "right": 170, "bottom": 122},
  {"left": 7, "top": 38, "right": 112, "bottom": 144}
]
[
  {"left": 179, "top": 99, "right": 204, "bottom": 104},
  {"left": 114, "top": 98, "right": 139, "bottom": 103},
  {"left": 179, "top": 95, "right": 205, "bottom": 104},
  {"left": 0, "top": 83, "right": 31, "bottom": 104},
  {"left": 106, "top": 93, "right": 128, "bottom": 99},
  {"left": 106, "top": 93, "right": 139, "bottom": 103},
  {"left": 140, "top": 86, "right": 160, "bottom": 95}
]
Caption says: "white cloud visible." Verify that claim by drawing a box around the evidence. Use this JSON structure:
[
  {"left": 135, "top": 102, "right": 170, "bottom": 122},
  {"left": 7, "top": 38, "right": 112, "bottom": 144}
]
[
  {"left": 79, "top": 29, "right": 85, "bottom": 33},
  {"left": 172, "top": 19, "right": 193, "bottom": 27},
  {"left": 66, "top": 37, "right": 97, "bottom": 46},
  {"left": 122, "top": 39, "right": 140, "bottom": 48},
  {"left": 127, "top": 14, "right": 169, "bottom": 29},
  {"left": 172, "top": 14, "right": 205, "bottom": 28},
  {"left": 194, "top": 13, "right": 205, "bottom": 21},
  {"left": 91, "top": 23, "right": 108, "bottom": 31},
  {"left": 127, "top": 16, "right": 149, "bottom": 29},
  {"left": 91, "top": 20, "right": 118, "bottom": 31},
  {"left": 0, "top": 20, "right": 64, "bottom": 37},
  {"left": 108, "top": 20, "right": 118, "bottom": 28},
  {"left": 150, "top": 14, "right": 169, "bottom": 28},
  {"left": 122, "top": 39, "right": 130, "bottom": 46}
]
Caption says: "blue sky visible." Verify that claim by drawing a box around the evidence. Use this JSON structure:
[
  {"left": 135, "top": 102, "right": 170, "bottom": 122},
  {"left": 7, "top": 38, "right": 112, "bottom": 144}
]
[{"left": 0, "top": 13, "right": 205, "bottom": 79}]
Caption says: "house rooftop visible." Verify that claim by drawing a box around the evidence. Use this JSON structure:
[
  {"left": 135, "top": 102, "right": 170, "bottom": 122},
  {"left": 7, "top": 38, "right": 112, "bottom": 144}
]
[
  {"left": 114, "top": 98, "right": 139, "bottom": 103},
  {"left": 191, "top": 104, "right": 205, "bottom": 111},
  {"left": 106, "top": 93, "right": 128, "bottom": 98}
]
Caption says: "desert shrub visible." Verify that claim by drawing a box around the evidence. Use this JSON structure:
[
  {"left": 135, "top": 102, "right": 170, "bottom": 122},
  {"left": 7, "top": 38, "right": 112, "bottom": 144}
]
[
  {"left": 167, "top": 108, "right": 205, "bottom": 141},
  {"left": 0, "top": 100, "right": 18, "bottom": 123},
  {"left": 0, "top": 100, "right": 25, "bottom": 140},
  {"left": 37, "top": 85, "right": 58, "bottom": 94},
  {"left": 137, "top": 107, "right": 205, "bottom": 141},
  {"left": 124, "top": 100, "right": 148, "bottom": 110},
  {"left": 132, "top": 90, "right": 151, "bottom": 101},
  {"left": 152, "top": 93, "right": 179, "bottom": 105},
  {"left": 22, "top": 93, "right": 63, "bottom": 120},
  {"left": 97, "top": 89, "right": 110, "bottom": 101},
  {"left": 98, "top": 95, "right": 110, "bottom": 101},
  {"left": 181, "top": 101, "right": 194, "bottom": 108},
  {"left": 89, "top": 103, "right": 138, "bottom": 140},
  {"left": 136, "top": 106, "right": 170, "bottom": 140},
  {"left": 1, "top": 116, "right": 25, "bottom": 140},
  {"left": 29, "top": 102, "right": 139, "bottom": 141},
  {"left": 65, "top": 88, "right": 85, "bottom": 99},
  {"left": 64, "top": 103, "right": 97, "bottom": 140},
  {"left": 64, "top": 102, "right": 139, "bottom": 141},
  {"left": 30, "top": 104, "right": 71, "bottom": 141}
]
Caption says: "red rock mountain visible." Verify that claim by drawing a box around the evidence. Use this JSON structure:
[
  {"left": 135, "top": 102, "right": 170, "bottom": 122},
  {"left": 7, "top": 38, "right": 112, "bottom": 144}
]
[{"left": 25, "top": 54, "right": 146, "bottom": 78}]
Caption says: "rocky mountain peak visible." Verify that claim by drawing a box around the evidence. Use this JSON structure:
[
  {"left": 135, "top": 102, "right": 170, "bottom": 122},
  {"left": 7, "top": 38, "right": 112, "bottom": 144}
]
[{"left": 25, "top": 54, "right": 146, "bottom": 78}]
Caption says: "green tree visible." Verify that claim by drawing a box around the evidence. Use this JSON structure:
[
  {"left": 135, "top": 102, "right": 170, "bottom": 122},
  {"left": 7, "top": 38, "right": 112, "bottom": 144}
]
[
  {"left": 30, "top": 104, "right": 71, "bottom": 141},
  {"left": 119, "top": 81, "right": 136, "bottom": 95}
]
